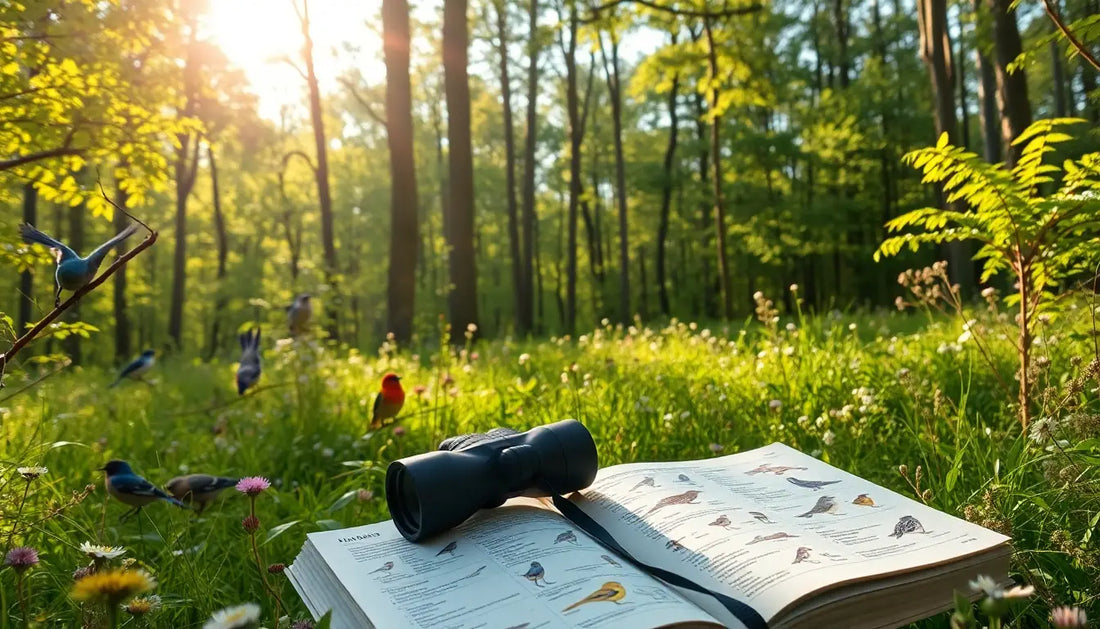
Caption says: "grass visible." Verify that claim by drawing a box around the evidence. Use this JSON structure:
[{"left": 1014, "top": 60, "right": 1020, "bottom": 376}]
[{"left": 0, "top": 294, "right": 1097, "bottom": 627}]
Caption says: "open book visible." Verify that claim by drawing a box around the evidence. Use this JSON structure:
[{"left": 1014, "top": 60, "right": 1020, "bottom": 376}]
[{"left": 287, "top": 443, "right": 1011, "bottom": 629}]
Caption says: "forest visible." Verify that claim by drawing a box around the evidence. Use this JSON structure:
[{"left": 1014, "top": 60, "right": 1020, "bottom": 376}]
[{"left": 1, "top": 0, "right": 1099, "bottom": 627}]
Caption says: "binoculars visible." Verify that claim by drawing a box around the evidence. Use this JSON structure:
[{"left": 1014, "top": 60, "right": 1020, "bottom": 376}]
[{"left": 385, "top": 419, "right": 599, "bottom": 542}]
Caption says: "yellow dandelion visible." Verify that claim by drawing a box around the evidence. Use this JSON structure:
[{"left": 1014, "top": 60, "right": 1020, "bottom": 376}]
[
  {"left": 71, "top": 569, "right": 156, "bottom": 604},
  {"left": 123, "top": 594, "right": 162, "bottom": 616}
]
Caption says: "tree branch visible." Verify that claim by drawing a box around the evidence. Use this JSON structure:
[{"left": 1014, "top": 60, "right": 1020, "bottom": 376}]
[
  {"left": 0, "top": 181, "right": 157, "bottom": 387},
  {"left": 1042, "top": 0, "right": 1100, "bottom": 72},
  {"left": 282, "top": 150, "right": 317, "bottom": 174},
  {"left": 336, "top": 77, "right": 389, "bottom": 130},
  {"left": 0, "top": 147, "right": 84, "bottom": 172},
  {"left": 584, "top": 0, "right": 761, "bottom": 22}
]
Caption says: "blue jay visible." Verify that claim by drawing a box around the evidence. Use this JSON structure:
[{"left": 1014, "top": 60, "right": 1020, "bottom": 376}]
[
  {"left": 236, "top": 328, "right": 261, "bottom": 395},
  {"left": 20, "top": 222, "right": 139, "bottom": 306},
  {"left": 110, "top": 349, "right": 155, "bottom": 388},
  {"left": 99, "top": 460, "right": 186, "bottom": 521},
  {"left": 165, "top": 474, "right": 239, "bottom": 514},
  {"left": 286, "top": 294, "right": 312, "bottom": 337}
]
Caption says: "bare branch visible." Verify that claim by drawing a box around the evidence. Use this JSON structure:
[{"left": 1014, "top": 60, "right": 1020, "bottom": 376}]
[
  {"left": 282, "top": 149, "right": 317, "bottom": 173},
  {"left": 1042, "top": 0, "right": 1100, "bottom": 72},
  {"left": 584, "top": 0, "right": 761, "bottom": 22},
  {"left": 0, "top": 147, "right": 84, "bottom": 172},
  {"left": 336, "top": 77, "right": 389, "bottom": 130}
]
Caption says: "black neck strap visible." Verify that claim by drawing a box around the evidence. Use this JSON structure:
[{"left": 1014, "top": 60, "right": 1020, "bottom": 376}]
[{"left": 552, "top": 495, "right": 769, "bottom": 629}]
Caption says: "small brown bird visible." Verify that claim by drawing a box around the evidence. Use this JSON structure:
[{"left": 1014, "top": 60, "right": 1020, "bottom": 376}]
[
  {"left": 852, "top": 494, "right": 877, "bottom": 507},
  {"left": 645, "top": 490, "right": 701, "bottom": 516},
  {"left": 709, "top": 515, "right": 735, "bottom": 530},
  {"left": 746, "top": 464, "right": 808, "bottom": 476},
  {"left": 562, "top": 582, "right": 626, "bottom": 612},
  {"left": 793, "top": 547, "right": 816, "bottom": 564},
  {"left": 165, "top": 475, "right": 239, "bottom": 514}
]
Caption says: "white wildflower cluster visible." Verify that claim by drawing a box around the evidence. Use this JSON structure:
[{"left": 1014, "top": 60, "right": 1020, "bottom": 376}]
[{"left": 633, "top": 395, "right": 656, "bottom": 414}]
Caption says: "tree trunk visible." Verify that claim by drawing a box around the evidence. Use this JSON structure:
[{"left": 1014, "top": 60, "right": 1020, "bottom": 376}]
[
  {"left": 833, "top": 0, "right": 850, "bottom": 88},
  {"left": 598, "top": 28, "right": 630, "bottom": 324},
  {"left": 205, "top": 146, "right": 229, "bottom": 361},
  {"left": 563, "top": 2, "right": 581, "bottom": 335},
  {"left": 518, "top": 0, "right": 539, "bottom": 336},
  {"left": 986, "top": 0, "right": 1031, "bottom": 166},
  {"left": 443, "top": 0, "right": 480, "bottom": 343},
  {"left": 973, "top": 0, "right": 1002, "bottom": 162},
  {"left": 656, "top": 70, "right": 679, "bottom": 316},
  {"left": 18, "top": 183, "right": 37, "bottom": 333},
  {"left": 1050, "top": 37, "right": 1068, "bottom": 117},
  {"left": 494, "top": 0, "right": 523, "bottom": 336},
  {"left": 703, "top": 18, "right": 733, "bottom": 319},
  {"left": 383, "top": 0, "right": 420, "bottom": 344},
  {"left": 113, "top": 177, "right": 131, "bottom": 361},
  {"left": 956, "top": 8, "right": 970, "bottom": 149},
  {"left": 299, "top": 0, "right": 339, "bottom": 339},
  {"left": 168, "top": 18, "right": 200, "bottom": 350}
]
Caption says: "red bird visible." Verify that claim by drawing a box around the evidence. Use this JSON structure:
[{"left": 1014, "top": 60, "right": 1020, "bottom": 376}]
[{"left": 370, "top": 373, "right": 405, "bottom": 430}]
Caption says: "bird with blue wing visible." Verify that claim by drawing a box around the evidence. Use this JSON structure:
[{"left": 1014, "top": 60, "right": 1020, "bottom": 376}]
[
  {"left": 99, "top": 460, "right": 186, "bottom": 522},
  {"left": 20, "top": 221, "right": 139, "bottom": 306},
  {"left": 110, "top": 349, "right": 155, "bottom": 388},
  {"left": 165, "top": 474, "right": 239, "bottom": 514},
  {"left": 236, "top": 328, "right": 262, "bottom": 395}
]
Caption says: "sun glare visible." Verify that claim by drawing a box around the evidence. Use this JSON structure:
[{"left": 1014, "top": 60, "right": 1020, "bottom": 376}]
[{"left": 203, "top": 0, "right": 384, "bottom": 118}]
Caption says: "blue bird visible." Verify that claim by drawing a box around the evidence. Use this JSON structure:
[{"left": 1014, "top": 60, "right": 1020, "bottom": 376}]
[
  {"left": 20, "top": 221, "right": 139, "bottom": 306},
  {"left": 236, "top": 328, "right": 261, "bottom": 395},
  {"left": 521, "top": 561, "right": 554, "bottom": 587},
  {"left": 110, "top": 349, "right": 155, "bottom": 388},
  {"left": 99, "top": 460, "right": 186, "bottom": 522}
]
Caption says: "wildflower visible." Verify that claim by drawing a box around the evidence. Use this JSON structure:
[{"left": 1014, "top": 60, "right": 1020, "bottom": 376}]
[
  {"left": 4, "top": 547, "right": 39, "bottom": 572},
  {"left": 822, "top": 430, "right": 836, "bottom": 446},
  {"left": 203, "top": 602, "right": 262, "bottom": 629},
  {"left": 663, "top": 413, "right": 673, "bottom": 421},
  {"left": 321, "top": 447, "right": 335, "bottom": 457},
  {"left": 1038, "top": 314, "right": 1051, "bottom": 325},
  {"left": 71, "top": 569, "right": 156, "bottom": 604},
  {"left": 560, "top": 372, "right": 569, "bottom": 384},
  {"left": 123, "top": 594, "right": 162, "bottom": 616},
  {"left": 268, "top": 563, "right": 286, "bottom": 574},
  {"left": 753, "top": 291, "right": 764, "bottom": 301},
  {"left": 80, "top": 542, "right": 126, "bottom": 561},
  {"left": 848, "top": 323, "right": 857, "bottom": 331},
  {"left": 393, "top": 426, "right": 406, "bottom": 437},
  {"left": 1028, "top": 417, "right": 1056, "bottom": 444},
  {"left": 981, "top": 286, "right": 996, "bottom": 298},
  {"left": 768, "top": 399, "right": 782, "bottom": 411},
  {"left": 466, "top": 323, "right": 478, "bottom": 333},
  {"left": 969, "top": 575, "right": 999, "bottom": 597},
  {"left": 679, "top": 411, "right": 691, "bottom": 420},
  {"left": 785, "top": 323, "right": 797, "bottom": 332},
  {"left": 236, "top": 477, "right": 271, "bottom": 496},
  {"left": 242, "top": 515, "right": 261, "bottom": 533},
  {"left": 796, "top": 415, "right": 809, "bottom": 426},
  {"left": 789, "top": 284, "right": 799, "bottom": 292},
  {"left": 357, "top": 489, "right": 374, "bottom": 502},
  {"left": 1051, "top": 606, "right": 1087, "bottom": 628},
  {"left": 518, "top": 353, "right": 531, "bottom": 366},
  {"left": 1002, "top": 584, "right": 1034, "bottom": 599},
  {"left": 16, "top": 466, "right": 47, "bottom": 480},
  {"left": 708, "top": 443, "right": 724, "bottom": 453},
  {"left": 413, "top": 384, "right": 427, "bottom": 396}
]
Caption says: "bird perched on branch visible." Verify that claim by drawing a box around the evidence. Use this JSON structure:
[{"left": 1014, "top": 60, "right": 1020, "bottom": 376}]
[
  {"left": 19, "top": 221, "right": 139, "bottom": 306},
  {"left": 165, "top": 474, "right": 239, "bottom": 514},
  {"left": 110, "top": 349, "right": 155, "bottom": 388},
  {"left": 99, "top": 460, "right": 185, "bottom": 522},
  {"left": 286, "top": 294, "right": 313, "bottom": 337},
  {"left": 236, "top": 328, "right": 262, "bottom": 395},
  {"left": 370, "top": 373, "right": 405, "bottom": 430}
]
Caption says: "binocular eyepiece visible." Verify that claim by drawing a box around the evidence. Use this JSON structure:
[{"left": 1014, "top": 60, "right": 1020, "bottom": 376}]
[{"left": 385, "top": 419, "right": 598, "bottom": 542}]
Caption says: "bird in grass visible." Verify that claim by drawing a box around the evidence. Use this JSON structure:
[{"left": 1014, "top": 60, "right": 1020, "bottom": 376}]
[
  {"left": 369, "top": 373, "right": 405, "bottom": 430},
  {"left": 562, "top": 582, "right": 626, "bottom": 612},
  {"left": 645, "top": 490, "right": 701, "bottom": 516},
  {"left": 235, "top": 328, "right": 262, "bottom": 395},
  {"left": 554, "top": 530, "right": 578, "bottom": 545},
  {"left": 852, "top": 494, "right": 877, "bottom": 507},
  {"left": 165, "top": 474, "right": 239, "bottom": 514},
  {"left": 521, "top": 561, "right": 554, "bottom": 587},
  {"left": 436, "top": 541, "right": 457, "bottom": 557},
  {"left": 19, "top": 221, "right": 139, "bottom": 306},
  {"left": 109, "top": 349, "right": 155, "bottom": 388},
  {"left": 786, "top": 477, "right": 840, "bottom": 491},
  {"left": 99, "top": 460, "right": 185, "bottom": 522},
  {"left": 889, "top": 516, "right": 928, "bottom": 539},
  {"left": 797, "top": 496, "right": 840, "bottom": 518},
  {"left": 370, "top": 561, "right": 394, "bottom": 574},
  {"left": 286, "top": 293, "right": 313, "bottom": 337}
]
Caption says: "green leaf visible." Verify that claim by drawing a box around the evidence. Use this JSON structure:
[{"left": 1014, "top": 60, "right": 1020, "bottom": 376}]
[{"left": 263, "top": 520, "right": 301, "bottom": 545}]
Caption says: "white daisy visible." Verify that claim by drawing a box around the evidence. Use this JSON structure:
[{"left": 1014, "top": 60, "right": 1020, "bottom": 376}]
[
  {"left": 80, "top": 542, "right": 127, "bottom": 561},
  {"left": 203, "top": 603, "right": 262, "bottom": 629}
]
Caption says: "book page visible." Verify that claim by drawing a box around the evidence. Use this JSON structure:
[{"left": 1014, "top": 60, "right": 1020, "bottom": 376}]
[
  {"left": 294, "top": 499, "right": 723, "bottom": 629},
  {"left": 567, "top": 443, "right": 1010, "bottom": 625}
]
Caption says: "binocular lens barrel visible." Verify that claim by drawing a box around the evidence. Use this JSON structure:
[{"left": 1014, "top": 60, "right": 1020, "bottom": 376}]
[{"left": 385, "top": 420, "right": 598, "bottom": 542}]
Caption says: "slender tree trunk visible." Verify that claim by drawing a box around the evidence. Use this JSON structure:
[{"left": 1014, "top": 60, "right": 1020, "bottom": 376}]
[
  {"left": 206, "top": 146, "right": 228, "bottom": 361},
  {"left": 598, "top": 29, "right": 630, "bottom": 323},
  {"left": 432, "top": 93, "right": 447, "bottom": 298},
  {"left": 18, "top": 183, "right": 36, "bottom": 333},
  {"left": 973, "top": 0, "right": 1002, "bottom": 162},
  {"left": 956, "top": 9, "right": 970, "bottom": 149},
  {"left": 518, "top": 0, "right": 540, "bottom": 335},
  {"left": 494, "top": 0, "right": 523, "bottom": 335},
  {"left": 1050, "top": 37, "right": 1068, "bottom": 117},
  {"left": 299, "top": 0, "right": 339, "bottom": 339},
  {"left": 383, "top": 0, "right": 420, "bottom": 343},
  {"left": 987, "top": 0, "right": 1031, "bottom": 166},
  {"left": 443, "top": 0, "right": 480, "bottom": 342},
  {"left": 113, "top": 176, "right": 131, "bottom": 361},
  {"left": 168, "top": 17, "right": 200, "bottom": 350},
  {"left": 563, "top": 2, "right": 581, "bottom": 335},
  {"left": 656, "top": 70, "right": 679, "bottom": 316},
  {"left": 833, "top": 0, "right": 850, "bottom": 88},
  {"left": 703, "top": 18, "right": 733, "bottom": 319}
]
